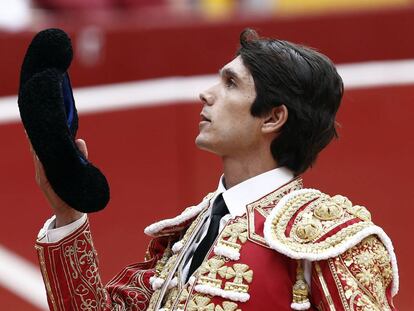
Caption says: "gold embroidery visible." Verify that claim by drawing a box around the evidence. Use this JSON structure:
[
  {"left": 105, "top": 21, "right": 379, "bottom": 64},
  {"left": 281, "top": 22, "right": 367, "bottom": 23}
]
[
  {"left": 62, "top": 228, "right": 107, "bottom": 310},
  {"left": 187, "top": 297, "right": 242, "bottom": 311},
  {"left": 247, "top": 178, "right": 303, "bottom": 246},
  {"left": 248, "top": 177, "right": 304, "bottom": 209},
  {"left": 200, "top": 258, "right": 227, "bottom": 279},
  {"left": 155, "top": 246, "right": 173, "bottom": 275},
  {"left": 109, "top": 268, "right": 152, "bottom": 311},
  {"left": 221, "top": 220, "right": 248, "bottom": 244},
  {"left": 293, "top": 212, "right": 322, "bottom": 242},
  {"left": 187, "top": 295, "right": 215, "bottom": 311},
  {"left": 215, "top": 301, "right": 242, "bottom": 311},
  {"left": 215, "top": 218, "right": 249, "bottom": 259},
  {"left": 346, "top": 205, "right": 371, "bottom": 222},
  {"left": 224, "top": 263, "right": 253, "bottom": 284},
  {"left": 175, "top": 287, "right": 190, "bottom": 310},
  {"left": 155, "top": 202, "right": 216, "bottom": 309},
  {"left": 198, "top": 258, "right": 227, "bottom": 288},
  {"left": 194, "top": 258, "right": 254, "bottom": 301},
  {"left": 159, "top": 254, "right": 179, "bottom": 279},
  {"left": 35, "top": 245, "right": 58, "bottom": 311},
  {"left": 176, "top": 214, "right": 205, "bottom": 253},
  {"left": 328, "top": 259, "right": 350, "bottom": 311},
  {"left": 155, "top": 205, "right": 211, "bottom": 309},
  {"left": 314, "top": 196, "right": 345, "bottom": 221},
  {"left": 268, "top": 190, "right": 375, "bottom": 255},
  {"left": 224, "top": 282, "right": 249, "bottom": 293},
  {"left": 315, "top": 263, "right": 336, "bottom": 311},
  {"left": 219, "top": 240, "right": 242, "bottom": 253},
  {"left": 162, "top": 287, "right": 179, "bottom": 309},
  {"left": 331, "top": 195, "right": 353, "bottom": 208},
  {"left": 223, "top": 263, "right": 253, "bottom": 293},
  {"left": 154, "top": 206, "right": 212, "bottom": 310},
  {"left": 217, "top": 218, "right": 248, "bottom": 252},
  {"left": 158, "top": 185, "right": 272, "bottom": 309},
  {"left": 147, "top": 289, "right": 161, "bottom": 311},
  {"left": 330, "top": 236, "right": 392, "bottom": 311}
]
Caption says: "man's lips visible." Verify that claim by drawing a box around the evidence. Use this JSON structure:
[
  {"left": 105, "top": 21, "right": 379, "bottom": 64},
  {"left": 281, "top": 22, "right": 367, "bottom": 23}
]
[{"left": 200, "top": 113, "right": 211, "bottom": 122}]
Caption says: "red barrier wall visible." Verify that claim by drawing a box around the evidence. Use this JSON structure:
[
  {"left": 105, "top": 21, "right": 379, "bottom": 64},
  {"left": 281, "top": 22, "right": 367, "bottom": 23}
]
[
  {"left": 1, "top": 8, "right": 413, "bottom": 310},
  {"left": 1, "top": 85, "right": 413, "bottom": 309}
]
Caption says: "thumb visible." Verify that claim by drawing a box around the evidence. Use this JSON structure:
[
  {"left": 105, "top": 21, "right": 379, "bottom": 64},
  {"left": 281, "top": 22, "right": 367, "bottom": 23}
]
[{"left": 75, "top": 139, "right": 88, "bottom": 159}]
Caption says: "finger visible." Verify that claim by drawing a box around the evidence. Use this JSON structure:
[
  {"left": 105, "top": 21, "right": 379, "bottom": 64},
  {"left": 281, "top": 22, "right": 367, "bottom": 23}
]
[
  {"left": 33, "top": 151, "right": 42, "bottom": 171},
  {"left": 26, "top": 134, "right": 49, "bottom": 189},
  {"left": 33, "top": 152, "right": 41, "bottom": 184},
  {"left": 75, "top": 138, "right": 88, "bottom": 159},
  {"left": 28, "top": 138, "right": 35, "bottom": 154}
]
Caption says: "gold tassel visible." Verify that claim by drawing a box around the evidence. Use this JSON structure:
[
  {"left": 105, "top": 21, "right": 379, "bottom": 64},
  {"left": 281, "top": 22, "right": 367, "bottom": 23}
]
[{"left": 291, "top": 260, "right": 310, "bottom": 310}]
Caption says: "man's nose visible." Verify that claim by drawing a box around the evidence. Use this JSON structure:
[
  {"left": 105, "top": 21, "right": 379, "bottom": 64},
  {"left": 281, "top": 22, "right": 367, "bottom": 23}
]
[{"left": 199, "top": 88, "right": 214, "bottom": 106}]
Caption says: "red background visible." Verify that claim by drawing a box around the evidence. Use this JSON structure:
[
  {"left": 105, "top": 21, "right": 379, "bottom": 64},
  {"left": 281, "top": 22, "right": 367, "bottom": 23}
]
[{"left": 0, "top": 8, "right": 412, "bottom": 310}]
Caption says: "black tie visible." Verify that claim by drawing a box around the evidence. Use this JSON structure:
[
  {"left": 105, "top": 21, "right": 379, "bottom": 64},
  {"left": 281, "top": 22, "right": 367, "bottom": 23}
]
[{"left": 187, "top": 194, "right": 229, "bottom": 279}]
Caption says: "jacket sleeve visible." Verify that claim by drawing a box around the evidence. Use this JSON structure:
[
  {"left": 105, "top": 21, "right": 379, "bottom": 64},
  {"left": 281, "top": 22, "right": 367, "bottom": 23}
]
[
  {"left": 310, "top": 235, "right": 397, "bottom": 311},
  {"left": 35, "top": 218, "right": 171, "bottom": 311}
]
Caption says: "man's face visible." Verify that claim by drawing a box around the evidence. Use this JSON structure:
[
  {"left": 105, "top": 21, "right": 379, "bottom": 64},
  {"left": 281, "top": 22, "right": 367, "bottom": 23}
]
[{"left": 196, "top": 56, "right": 263, "bottom": 158}]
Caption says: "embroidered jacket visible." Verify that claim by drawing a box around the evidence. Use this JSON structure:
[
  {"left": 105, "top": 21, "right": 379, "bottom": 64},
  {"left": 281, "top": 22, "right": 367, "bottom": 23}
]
[{"left": 35, "top": 179, "right": 398, "bottom": 310}]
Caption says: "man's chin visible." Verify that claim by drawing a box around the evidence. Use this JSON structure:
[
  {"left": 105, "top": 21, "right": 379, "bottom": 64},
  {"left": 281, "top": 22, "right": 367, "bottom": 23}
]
[
  {"left": 195, "top": 136, "right": 215, "bottom": 153},
  {"left": 195, "top": 135, "right": 207, "bottom": 150}
]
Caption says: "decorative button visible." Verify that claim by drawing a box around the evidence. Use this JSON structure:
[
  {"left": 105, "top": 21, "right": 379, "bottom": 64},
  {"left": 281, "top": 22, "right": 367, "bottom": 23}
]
[{"left": 314, "top": 199, "right": 344, "bottom": 221}]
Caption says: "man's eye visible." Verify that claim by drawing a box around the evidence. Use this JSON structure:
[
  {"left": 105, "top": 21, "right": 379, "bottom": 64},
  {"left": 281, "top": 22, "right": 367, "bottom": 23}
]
[{"left": 225, "top": 78, "right": 236, "bottom": 88}]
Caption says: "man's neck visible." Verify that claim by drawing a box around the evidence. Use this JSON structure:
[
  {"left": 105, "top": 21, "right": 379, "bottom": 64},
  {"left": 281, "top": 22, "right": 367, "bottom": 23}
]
[{"left": 222, "top": 152, "right": 278, "bottom": 189}]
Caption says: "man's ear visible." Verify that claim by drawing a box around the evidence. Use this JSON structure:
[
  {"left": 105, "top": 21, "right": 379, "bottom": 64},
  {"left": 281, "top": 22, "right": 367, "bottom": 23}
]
[{"left": 261, "top": 105, "right": 288, "bottom": 134}]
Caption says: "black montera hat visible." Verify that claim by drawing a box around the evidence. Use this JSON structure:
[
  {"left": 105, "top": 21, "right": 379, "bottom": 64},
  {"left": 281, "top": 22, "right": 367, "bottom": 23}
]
[{"left": 18, "top": 28, "right": 110, "bottom": 213}]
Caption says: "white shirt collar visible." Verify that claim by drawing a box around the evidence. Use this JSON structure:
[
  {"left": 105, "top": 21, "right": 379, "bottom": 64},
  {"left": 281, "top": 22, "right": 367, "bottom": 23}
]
[{"left": 214, "top": 167, "right": 294, "bottom": 217}]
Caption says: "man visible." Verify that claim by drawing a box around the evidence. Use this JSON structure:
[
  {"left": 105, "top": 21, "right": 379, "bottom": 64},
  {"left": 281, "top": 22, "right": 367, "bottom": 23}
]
[{"left": 33, "top": 29, "right": 398, "bottom": 310}]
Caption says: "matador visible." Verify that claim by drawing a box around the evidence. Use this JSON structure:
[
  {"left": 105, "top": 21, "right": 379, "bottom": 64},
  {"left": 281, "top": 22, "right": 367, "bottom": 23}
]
[{"left": 25, "top": 28, "right": 398, "bottom": 310}]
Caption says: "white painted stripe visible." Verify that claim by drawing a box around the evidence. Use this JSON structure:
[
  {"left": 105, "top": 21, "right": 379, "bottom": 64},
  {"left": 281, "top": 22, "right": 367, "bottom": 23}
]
[
  {"left": 0, "top": 244, "right": 48, "bottom": 310},
  {"left": 339, "top": 59, "right": 414, "bottom": 88},
  {"left": 0, "top": 75, "right": 215, "bottom": 124},
  {"left": 1, "top": 59, "right": 414, "bottom": 125}
]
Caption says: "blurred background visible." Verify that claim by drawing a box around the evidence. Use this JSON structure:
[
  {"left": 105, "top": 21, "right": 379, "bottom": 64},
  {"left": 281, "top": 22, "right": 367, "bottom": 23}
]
[{"left": 0, "top": 0, "right": 413, "bottom": 310}]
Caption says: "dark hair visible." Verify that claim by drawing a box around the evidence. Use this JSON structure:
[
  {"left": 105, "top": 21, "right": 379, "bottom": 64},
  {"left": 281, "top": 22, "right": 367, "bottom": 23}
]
[{"left": 238, "top": 28, "right": 343, "bottom": 175}]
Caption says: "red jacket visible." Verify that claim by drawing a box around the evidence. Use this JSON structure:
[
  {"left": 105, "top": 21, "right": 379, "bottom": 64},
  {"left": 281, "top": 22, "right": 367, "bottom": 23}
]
[{"left": 35, "top": 178, "right": 398, "bottom": 310}]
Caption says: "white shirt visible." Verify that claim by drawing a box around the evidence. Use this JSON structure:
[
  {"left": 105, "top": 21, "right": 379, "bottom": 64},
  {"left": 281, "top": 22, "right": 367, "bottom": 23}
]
[
  {"left": 180, "top": 167, "right": 294, "bottom": 281},
  {"left": 38, "top": 167, "right": 294, "bottom": 281}
]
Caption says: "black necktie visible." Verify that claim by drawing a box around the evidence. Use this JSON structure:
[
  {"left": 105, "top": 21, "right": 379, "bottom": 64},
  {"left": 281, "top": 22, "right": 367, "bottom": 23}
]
[{"left": 187, "top": 194, "right": 229, "bottom": 280}]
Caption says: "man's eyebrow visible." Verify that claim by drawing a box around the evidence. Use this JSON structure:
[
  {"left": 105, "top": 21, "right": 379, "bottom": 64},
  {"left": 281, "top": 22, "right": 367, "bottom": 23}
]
[{"left": 219, "top": 68, "right": 241, "bottom": 82}]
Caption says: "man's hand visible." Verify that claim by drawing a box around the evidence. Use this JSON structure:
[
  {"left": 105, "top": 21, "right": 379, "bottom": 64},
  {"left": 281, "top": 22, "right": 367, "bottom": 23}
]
[{"left": 31, "top": 139, "right": 88, "bottom": 228}]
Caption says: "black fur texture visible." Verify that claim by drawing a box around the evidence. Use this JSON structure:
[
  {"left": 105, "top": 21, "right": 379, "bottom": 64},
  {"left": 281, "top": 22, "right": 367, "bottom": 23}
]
[{"left": 18, "top": 29, "right": 109, "bottom": 213}]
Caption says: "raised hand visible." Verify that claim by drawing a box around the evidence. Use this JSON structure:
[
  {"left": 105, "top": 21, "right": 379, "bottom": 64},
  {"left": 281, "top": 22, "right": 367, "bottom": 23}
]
[{"left": 30, "top": 139, "right": 88, "bottom": 227}]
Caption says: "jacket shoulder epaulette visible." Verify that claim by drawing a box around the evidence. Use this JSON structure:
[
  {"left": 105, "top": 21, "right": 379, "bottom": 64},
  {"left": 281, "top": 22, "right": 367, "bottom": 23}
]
[{"left": 263, "top": 188, "right": 395, "bottom": 261}]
